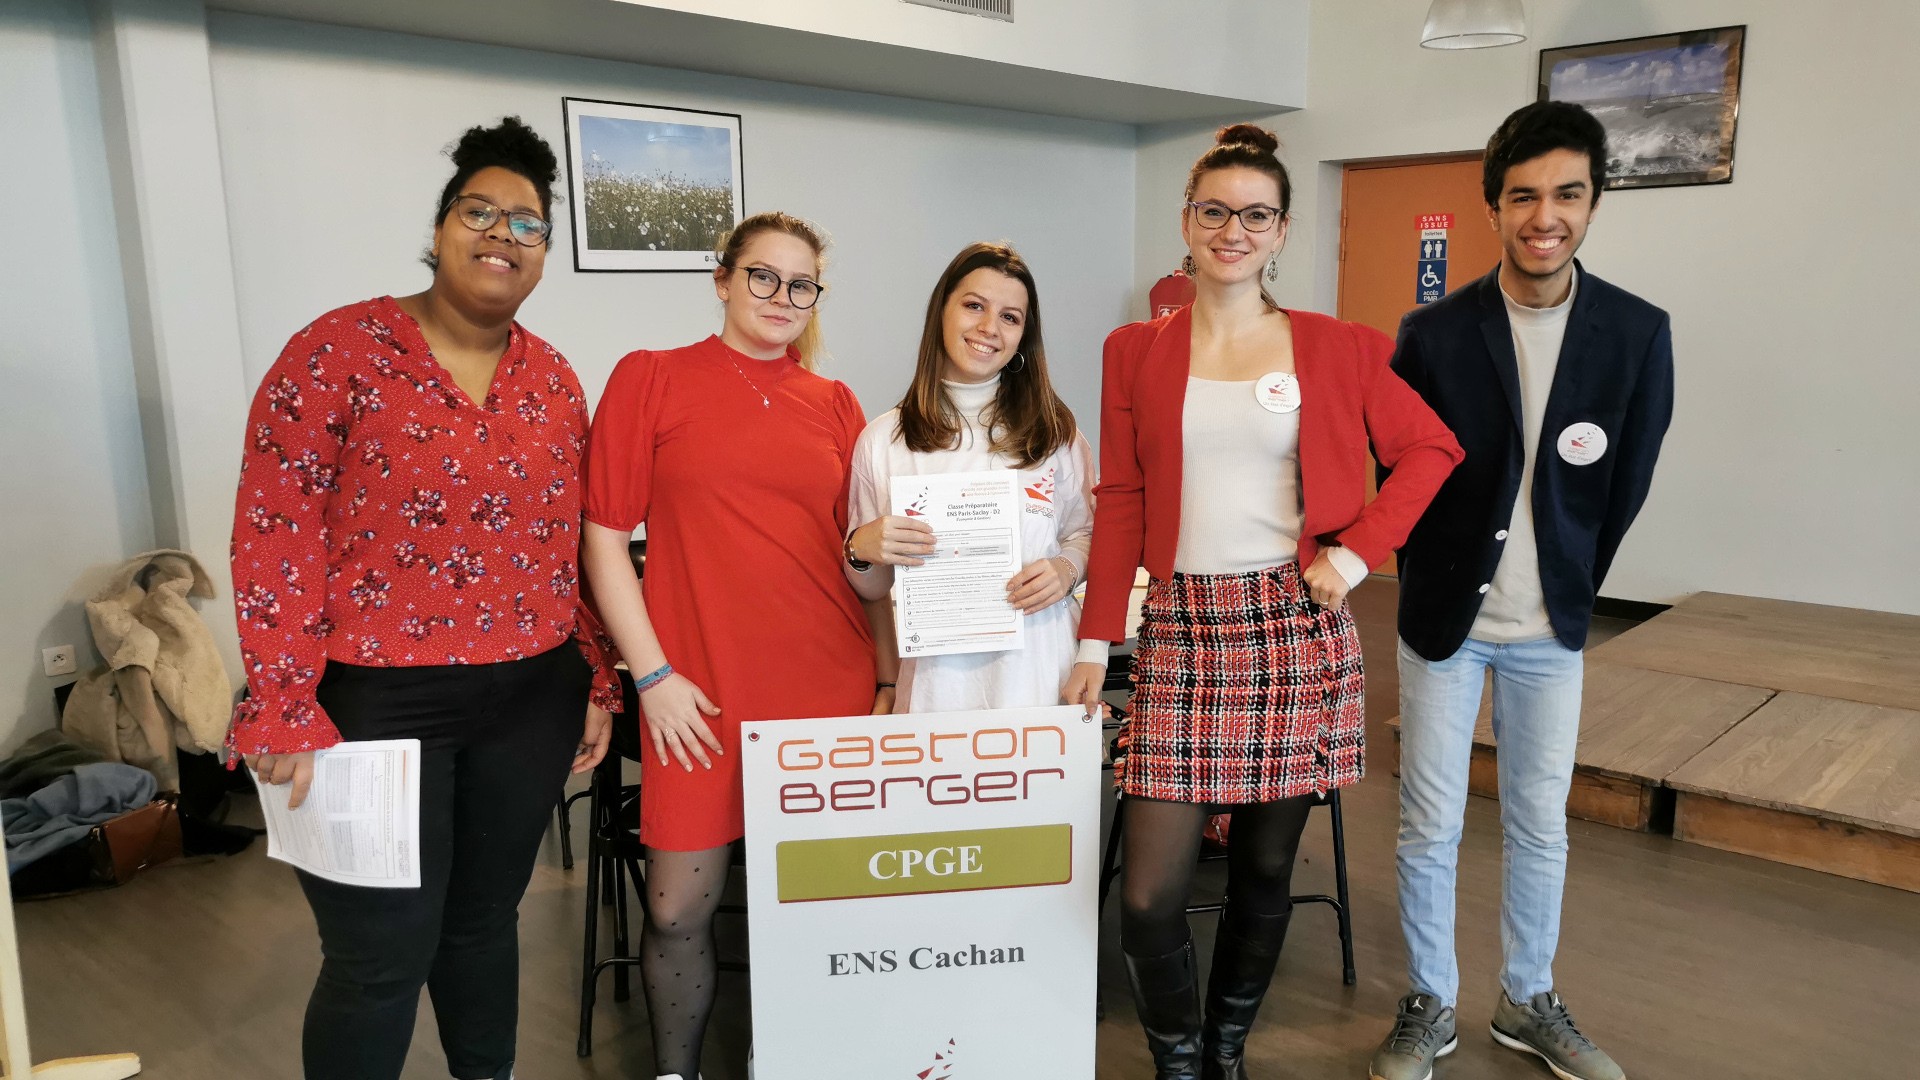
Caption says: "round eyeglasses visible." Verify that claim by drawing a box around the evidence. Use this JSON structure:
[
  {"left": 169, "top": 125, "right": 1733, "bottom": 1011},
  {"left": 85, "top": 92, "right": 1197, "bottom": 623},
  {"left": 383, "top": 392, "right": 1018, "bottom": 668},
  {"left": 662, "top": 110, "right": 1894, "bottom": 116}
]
[
  {"left": 1186, "top": 200, "right": 1284, "bottom": 233},
  {"left": 723, "top": 263, "right": 825, "bottom": 310},
  {"left": 443, "top": 195, "right": 551, "bottom": 247}
]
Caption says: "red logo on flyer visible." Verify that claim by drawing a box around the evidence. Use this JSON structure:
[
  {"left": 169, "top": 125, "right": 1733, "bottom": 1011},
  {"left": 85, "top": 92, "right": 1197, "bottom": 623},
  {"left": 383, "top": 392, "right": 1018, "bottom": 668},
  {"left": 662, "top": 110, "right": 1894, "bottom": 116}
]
[{"left": 903, "top": 490, "right": 929, "bottom": 517}]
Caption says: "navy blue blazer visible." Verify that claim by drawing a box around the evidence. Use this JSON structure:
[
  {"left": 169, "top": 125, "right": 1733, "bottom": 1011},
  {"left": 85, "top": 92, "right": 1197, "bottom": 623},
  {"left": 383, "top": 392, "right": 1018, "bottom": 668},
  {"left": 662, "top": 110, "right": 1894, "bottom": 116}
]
[{"left": 1388, "top": 262, "right": 1674, "bottom": 661}]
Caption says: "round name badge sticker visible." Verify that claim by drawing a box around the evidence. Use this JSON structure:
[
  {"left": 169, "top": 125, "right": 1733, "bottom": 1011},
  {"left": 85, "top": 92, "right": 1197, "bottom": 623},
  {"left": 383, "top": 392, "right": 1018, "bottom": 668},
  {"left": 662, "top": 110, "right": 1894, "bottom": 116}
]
[
  {"left": 1254, "top": 371, "right": 1301, "bottom": 413},
  {"left": 1557, "top": 422, "right": 1608, "bottom": 466}
]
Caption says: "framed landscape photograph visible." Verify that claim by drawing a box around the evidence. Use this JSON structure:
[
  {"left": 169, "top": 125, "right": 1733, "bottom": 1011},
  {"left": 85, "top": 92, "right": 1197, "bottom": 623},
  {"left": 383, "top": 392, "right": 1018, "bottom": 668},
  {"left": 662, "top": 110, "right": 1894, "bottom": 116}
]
[
  {"left": 561, "top": 97, "right": 745, "bottom": 272},
  {"left": 1538, "top": 25, "right": 1746, "bottom": 190}
]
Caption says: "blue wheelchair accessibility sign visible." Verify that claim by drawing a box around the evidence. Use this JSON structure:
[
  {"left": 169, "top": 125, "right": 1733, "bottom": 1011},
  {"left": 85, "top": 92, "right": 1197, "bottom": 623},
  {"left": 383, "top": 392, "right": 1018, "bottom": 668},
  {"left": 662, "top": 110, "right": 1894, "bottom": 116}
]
[{"left": 1416, "top": 260, "right": 1446, "bottom": 305}]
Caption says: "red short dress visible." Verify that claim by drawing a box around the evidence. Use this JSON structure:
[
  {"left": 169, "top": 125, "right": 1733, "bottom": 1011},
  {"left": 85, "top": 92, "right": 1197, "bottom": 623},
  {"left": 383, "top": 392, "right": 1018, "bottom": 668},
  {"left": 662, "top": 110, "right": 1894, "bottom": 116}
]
[{"left": 584, "top": 336, "right": 876, "bottom": 850}]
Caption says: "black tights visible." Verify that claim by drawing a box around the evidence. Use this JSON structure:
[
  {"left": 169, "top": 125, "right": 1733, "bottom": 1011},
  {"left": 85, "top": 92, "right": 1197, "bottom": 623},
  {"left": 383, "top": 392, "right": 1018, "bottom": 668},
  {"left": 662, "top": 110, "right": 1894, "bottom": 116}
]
[
  {"left": 641, "top": 845, "right": 732, "bottom": 1077},
  {"left": 1118, "top": 795, "right": 1318, "bottom": 958}
]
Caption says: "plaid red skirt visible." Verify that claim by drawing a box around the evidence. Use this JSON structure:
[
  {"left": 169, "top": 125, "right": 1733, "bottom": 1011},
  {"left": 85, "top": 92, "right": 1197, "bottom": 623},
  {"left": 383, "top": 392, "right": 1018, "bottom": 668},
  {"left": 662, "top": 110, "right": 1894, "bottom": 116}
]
[{"left": 1115, "top": 563, "right": 1366, "bottom": 803}]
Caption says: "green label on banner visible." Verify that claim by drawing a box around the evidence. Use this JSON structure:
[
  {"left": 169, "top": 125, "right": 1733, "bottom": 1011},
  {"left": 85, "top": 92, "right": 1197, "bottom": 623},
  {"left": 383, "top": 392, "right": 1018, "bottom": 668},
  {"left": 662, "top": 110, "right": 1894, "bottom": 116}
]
[{"left": 776, "top": 824, "right": 1071, "bottom": 903}]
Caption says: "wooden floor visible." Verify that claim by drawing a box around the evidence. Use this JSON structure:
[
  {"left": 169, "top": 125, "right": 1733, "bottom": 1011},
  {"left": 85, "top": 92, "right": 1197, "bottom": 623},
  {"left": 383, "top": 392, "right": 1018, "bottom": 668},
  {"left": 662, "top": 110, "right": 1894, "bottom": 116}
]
[{"left": 15, "top": 582, "right": 1917, "bottom": 1079}]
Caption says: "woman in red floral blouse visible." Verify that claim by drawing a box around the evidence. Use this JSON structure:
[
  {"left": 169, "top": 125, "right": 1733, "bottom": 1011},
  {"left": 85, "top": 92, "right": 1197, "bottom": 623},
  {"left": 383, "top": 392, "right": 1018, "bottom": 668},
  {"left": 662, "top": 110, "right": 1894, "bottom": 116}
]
[{"left": 231, "top": 118, "right": 619, "bottom": 1080}]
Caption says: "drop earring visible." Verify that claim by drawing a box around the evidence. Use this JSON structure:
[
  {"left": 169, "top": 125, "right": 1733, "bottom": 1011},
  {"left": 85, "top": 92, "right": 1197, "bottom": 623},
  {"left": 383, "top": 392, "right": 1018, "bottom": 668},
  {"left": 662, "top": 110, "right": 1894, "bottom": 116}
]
[
  {"left": 1266, "top": 255, "right": 1280, "bottom": 282},
  {"left": 1181, "top": 254, "right": 1198, "bottom": 276}
]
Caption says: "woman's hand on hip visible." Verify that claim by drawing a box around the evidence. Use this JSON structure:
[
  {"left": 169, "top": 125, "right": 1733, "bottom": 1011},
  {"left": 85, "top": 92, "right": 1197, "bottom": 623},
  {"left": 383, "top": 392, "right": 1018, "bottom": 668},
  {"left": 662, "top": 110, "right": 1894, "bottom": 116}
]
[
  {"left": 1062, "top": 661, "right": 1107, "bottom": 719},
  {"left": 849, "top": 515, "right": 936, "bottom": 567},
  {"left": 244, "top": 752, "right": 317, "bottom": 809},
  {"left": 639, "top": 674, "right": 724, "bottom": 772},
  {"left": 1007, "top": 557, "right": 1074, "bottom": 614},
  {"left": 572, "top": 702, "right": 613, "bottom": 775},
  {"left": 1302, "top": 551, "right": 1352, "bottom": 609}
]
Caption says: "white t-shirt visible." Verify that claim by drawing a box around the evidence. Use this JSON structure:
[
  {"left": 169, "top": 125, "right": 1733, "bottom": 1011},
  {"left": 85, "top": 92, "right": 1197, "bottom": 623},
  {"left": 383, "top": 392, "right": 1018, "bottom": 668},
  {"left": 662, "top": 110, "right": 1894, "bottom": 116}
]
[
  {"left": 848, "top": 375, "right": 1096, "bottom": 713},
  {"left": 1472, "top": 270, "right": 1578, "bottom": 643},
  {"left": 1170, "top": 376, "right": 1372, "bottom": 586},
  {"left": 1176, "top": 378, "right": 1303, "bottom": 574}
]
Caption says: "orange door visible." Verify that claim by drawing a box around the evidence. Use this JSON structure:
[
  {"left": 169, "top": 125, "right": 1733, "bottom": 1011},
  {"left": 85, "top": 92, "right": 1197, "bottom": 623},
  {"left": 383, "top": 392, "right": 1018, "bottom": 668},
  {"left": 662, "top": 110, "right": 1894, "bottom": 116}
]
[{"left": 1338, "top": 155, "right": 1500, "bottom": 576}]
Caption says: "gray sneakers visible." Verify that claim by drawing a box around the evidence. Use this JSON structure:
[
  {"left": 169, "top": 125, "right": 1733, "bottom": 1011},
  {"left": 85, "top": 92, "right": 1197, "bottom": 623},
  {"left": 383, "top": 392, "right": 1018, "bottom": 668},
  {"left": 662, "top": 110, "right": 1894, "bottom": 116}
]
[
  {"left": 1368, "top": 993, "right": 1458, "bottom": 1080},
  {"left": 1489, "top": 991, "right": 1625, "bottom": 1080}
]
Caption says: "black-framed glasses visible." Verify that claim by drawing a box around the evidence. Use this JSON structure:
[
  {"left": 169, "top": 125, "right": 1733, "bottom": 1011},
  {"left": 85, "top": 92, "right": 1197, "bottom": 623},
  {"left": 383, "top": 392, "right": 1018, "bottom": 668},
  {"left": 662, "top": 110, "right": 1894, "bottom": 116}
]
[
  {"left": 1186, "top": 200, "right": 1284, "bottom": 233},
  {"left": 722, "top": 263, "right": 825, "bottom": 309},
  {"left": 443, "top": 194, "right": 551, "bottom": 247}
]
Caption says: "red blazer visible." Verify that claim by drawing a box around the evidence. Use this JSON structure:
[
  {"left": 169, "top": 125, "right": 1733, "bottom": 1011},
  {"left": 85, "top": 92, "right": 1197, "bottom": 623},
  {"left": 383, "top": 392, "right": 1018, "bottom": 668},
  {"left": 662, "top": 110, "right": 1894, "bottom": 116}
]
[{"left": 1080, "top": 306, "right": 1463, "bottom": 643}]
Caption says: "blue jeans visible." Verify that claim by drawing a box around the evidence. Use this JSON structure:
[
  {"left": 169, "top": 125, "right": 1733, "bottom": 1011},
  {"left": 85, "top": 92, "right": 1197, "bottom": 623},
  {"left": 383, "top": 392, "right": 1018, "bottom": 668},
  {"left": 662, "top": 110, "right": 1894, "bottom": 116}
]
[{"left": 1394, "top": 635, "right": 1583, "bottom": 1006}]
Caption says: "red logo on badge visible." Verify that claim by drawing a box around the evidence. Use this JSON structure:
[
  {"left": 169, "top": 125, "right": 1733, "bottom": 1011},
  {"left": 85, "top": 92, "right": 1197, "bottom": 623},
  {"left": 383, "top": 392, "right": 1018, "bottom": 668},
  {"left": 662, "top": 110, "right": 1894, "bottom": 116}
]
[{"left": 1025, "top": 469, "right": 1055, "bottom": 504}]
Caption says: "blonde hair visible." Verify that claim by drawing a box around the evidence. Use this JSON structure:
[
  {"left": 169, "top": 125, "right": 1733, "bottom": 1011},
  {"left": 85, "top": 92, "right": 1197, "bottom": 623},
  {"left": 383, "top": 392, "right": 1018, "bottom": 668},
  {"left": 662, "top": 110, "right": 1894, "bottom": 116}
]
[{"left": 714, "top": 211, "right": 829, "bottom": 370}]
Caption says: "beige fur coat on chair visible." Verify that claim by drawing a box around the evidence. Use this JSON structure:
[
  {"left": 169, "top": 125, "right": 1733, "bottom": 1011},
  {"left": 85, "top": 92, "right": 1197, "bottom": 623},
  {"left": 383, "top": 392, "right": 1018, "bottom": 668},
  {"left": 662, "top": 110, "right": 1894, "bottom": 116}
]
[{"left": 61, "top": 550, "right": 233, "bottom": 791}]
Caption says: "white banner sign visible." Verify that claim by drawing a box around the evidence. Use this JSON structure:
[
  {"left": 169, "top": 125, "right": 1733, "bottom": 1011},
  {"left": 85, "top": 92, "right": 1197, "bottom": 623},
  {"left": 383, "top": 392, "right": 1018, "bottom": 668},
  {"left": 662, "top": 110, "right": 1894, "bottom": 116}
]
[{"left": 741, "top": 705, "right": 1100, "bottom": 1078}]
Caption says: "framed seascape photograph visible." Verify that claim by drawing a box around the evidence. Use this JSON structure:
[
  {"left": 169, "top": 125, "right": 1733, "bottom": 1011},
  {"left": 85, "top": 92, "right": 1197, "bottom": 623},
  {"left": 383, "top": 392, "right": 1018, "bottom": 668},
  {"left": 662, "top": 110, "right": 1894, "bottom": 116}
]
[
  {"left": 1538, "top": 25, "right": 1746, "bottom": 190},
  {"left": 561, "top": 97, "right": 745, "bottom": 272}
]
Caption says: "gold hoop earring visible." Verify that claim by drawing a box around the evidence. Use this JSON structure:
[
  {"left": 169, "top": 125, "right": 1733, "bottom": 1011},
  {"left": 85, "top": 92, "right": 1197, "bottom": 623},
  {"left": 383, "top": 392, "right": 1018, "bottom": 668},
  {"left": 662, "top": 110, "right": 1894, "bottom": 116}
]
[{"left": 1007, "top": 353, "right": 1027, "bottom": 374}]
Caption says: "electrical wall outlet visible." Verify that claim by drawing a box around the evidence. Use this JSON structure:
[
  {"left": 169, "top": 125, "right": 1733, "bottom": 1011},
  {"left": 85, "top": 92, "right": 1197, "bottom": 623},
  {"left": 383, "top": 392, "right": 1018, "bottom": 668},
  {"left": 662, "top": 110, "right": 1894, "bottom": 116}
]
[{"left": 42, "top": 645, "right": 77, "bottom": 677}]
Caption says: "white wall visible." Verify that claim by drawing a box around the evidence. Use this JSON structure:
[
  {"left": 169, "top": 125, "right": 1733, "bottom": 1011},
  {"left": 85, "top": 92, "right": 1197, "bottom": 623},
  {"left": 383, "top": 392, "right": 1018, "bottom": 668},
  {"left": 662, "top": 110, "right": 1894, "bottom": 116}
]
[
  {"left": 208, "top": 11, "right": 1136, "bottom": 441},
  {"left": 0, "top": 0, "right": 155, "bottom": 750},
  {"left": 1137, "top": 0, "right": 1920, "bottom": 615},
  {"left": 615, "top": 0, "right": 1311, "bottom": 105}
]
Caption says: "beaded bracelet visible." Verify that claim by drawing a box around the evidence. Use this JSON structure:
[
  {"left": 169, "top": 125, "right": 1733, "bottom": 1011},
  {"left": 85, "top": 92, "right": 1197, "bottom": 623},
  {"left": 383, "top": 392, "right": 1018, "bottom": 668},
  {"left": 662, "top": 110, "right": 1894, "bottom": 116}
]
[{"left": 633, "top": 662, "right": 674, "bottom": 693}]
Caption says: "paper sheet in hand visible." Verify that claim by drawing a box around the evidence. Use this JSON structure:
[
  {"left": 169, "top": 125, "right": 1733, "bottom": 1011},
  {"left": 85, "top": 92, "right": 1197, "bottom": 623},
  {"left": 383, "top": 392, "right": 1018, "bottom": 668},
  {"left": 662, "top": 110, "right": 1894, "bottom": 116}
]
[
  {"left": 252, "top": 738, "right": 422, "bottom": 888},
  {"left": 891, "top": 469, "right": 1024, "bottom": 658}
]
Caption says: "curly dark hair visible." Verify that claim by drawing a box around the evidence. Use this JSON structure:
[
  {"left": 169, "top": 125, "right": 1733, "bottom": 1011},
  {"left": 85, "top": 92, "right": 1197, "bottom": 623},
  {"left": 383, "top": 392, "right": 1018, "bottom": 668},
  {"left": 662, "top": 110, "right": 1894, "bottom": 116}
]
[
  {"left": 423, "top": 116, "right": 560, "bottom": 271},
  {"left": 1483, "top": 101, "right": 1609, "bottom": 208}
]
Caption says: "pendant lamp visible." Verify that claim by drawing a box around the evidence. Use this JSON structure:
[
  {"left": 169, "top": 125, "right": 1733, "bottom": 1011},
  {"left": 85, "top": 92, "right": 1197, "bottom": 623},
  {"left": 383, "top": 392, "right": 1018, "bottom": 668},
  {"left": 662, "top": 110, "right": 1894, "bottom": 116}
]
[{"left": 1420, "top": 0, "right": 1528, "bottom": 50}]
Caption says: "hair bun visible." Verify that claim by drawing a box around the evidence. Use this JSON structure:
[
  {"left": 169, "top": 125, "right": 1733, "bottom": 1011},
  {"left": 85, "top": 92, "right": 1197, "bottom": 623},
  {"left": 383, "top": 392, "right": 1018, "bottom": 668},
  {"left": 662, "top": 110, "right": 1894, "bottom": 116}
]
[
  {"left": 449, "top": 116, "right": 559, "bottom": 187},
  {"left": 1215, "top": 123, "right": 1280, "bottom": 154}
]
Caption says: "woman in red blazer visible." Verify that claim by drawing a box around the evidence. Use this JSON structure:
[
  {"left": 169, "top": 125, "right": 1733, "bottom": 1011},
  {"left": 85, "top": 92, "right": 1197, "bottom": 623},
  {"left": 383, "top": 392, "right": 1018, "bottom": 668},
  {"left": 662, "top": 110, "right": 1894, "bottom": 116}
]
[{"left": 1065, "top": 125, "right": 1461, "bottom": 1080}]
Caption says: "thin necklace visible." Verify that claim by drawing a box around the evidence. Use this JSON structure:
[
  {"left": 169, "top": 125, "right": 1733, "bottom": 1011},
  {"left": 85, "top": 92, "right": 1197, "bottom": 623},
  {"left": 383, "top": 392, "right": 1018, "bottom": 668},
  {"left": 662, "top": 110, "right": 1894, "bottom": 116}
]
[{"left": 722, "top": 348, "right": 773, "bottom": 408}]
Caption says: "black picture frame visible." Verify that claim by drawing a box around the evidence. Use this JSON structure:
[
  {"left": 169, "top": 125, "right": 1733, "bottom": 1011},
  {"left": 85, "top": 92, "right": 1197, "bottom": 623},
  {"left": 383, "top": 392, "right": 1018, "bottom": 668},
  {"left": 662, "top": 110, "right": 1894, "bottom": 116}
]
[
  {"left": 560, "top": 96, "right": 746, "bottom": 273},
  {"left": 1538, "top": 25, "right": 1746, "bottom": 190}
]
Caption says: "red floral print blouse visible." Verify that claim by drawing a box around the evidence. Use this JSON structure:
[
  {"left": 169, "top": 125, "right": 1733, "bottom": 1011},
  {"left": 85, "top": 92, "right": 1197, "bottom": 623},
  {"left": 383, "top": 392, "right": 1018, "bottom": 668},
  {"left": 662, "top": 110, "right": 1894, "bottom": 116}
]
[{"left": 228, "top": 296, "right": 621, "bottom": 755}]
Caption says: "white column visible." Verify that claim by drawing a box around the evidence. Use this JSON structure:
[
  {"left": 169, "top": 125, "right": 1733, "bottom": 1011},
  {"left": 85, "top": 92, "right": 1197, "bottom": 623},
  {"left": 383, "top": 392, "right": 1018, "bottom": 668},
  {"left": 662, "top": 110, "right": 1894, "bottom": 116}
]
[{"left": 91, "top": 0, "right": 246, "bottom": 674}]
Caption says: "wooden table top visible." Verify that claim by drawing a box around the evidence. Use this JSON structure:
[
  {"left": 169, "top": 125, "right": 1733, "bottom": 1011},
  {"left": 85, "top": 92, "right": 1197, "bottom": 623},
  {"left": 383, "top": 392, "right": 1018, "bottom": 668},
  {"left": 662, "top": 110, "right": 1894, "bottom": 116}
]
[
  {"left": 1592, "top": 592, "right": 1920, "bottom": 712},
  {"left": 1665, "top": 692, "right": 1920, "bottom": 838}
]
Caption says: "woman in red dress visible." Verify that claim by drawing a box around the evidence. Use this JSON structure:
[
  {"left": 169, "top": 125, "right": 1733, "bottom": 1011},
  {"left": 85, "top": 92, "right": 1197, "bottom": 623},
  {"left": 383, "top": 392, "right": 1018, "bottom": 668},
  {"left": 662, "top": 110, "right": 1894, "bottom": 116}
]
[{"left": 581, "top": 212, "right": 883, "bottom": 1080}]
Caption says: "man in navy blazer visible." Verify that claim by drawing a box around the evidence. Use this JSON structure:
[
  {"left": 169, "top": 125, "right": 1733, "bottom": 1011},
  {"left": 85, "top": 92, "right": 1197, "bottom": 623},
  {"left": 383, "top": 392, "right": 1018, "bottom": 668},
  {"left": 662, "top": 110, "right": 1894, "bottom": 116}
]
[{"left": 1369, "top": 103, "right": 1673, "bottom": 1080}]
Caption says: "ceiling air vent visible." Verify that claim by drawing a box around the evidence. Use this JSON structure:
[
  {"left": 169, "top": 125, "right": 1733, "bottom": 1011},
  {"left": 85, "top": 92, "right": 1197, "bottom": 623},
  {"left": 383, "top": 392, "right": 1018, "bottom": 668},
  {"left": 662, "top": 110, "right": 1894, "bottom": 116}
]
[{"left": 902, "top": 0, "right": 1013, "bottom": 23}]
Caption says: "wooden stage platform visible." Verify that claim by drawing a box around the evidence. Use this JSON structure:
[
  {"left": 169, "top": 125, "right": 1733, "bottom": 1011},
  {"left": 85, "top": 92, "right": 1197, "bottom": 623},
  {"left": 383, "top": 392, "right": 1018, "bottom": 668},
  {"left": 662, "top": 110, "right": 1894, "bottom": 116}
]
[{"left": 1389, "top": 592, "right": 1920, "bottom": 892}]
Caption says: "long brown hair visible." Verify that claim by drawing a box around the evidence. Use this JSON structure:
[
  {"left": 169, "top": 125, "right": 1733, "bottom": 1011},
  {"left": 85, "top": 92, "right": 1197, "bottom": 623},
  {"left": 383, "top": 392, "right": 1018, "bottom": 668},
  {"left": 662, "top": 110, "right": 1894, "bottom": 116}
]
[
  {"left": 897, "top": 242, "right": 1075, "bottom": 469},
  {"left": 713, "top": 211, "right": 828, "bottom": 370}
]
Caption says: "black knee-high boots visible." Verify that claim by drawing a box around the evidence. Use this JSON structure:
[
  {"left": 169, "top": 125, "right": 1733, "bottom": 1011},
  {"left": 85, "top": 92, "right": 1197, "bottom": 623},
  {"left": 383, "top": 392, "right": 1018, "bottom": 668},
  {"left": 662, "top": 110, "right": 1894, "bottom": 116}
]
[
  {"left": 1200, "top": 907, "right": 1293, "bottom": 1080},
  {"left": 1123, "top": 937, "right": 1204, "bottom": 1080}
]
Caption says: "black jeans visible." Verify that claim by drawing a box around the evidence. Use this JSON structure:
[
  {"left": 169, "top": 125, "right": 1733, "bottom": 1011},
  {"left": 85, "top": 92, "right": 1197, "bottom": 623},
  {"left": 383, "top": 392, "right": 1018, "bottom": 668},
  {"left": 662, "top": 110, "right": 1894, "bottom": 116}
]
[{"left": 299, "top": 644, "right": 589, "bottom": 1080}]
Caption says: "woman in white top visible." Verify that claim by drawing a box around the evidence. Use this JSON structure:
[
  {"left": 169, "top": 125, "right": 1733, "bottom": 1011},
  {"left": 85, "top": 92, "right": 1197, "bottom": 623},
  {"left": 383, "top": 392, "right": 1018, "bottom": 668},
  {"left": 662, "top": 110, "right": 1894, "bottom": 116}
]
[{"left": 844, "top": 242, "right": 1096, "bottom": 712}]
